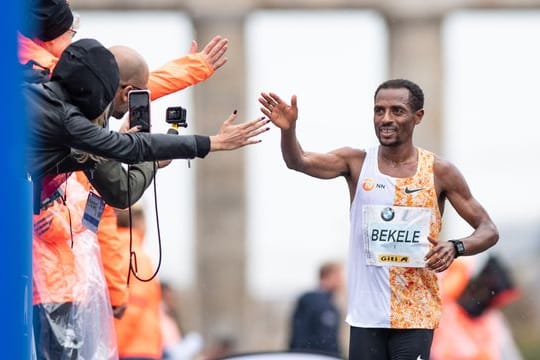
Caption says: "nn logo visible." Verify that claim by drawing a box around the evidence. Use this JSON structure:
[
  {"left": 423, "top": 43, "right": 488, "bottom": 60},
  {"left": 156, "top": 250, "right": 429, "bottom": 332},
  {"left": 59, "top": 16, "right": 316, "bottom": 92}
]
[
  {"left": 378, "top": 255, "right": 409, "bottom": 263},
  {"left": 361, "top": 178, "right": 386, "bottom": 191},
  {"left": 361, "top": 178, "right": 375, "bottom": 191}
]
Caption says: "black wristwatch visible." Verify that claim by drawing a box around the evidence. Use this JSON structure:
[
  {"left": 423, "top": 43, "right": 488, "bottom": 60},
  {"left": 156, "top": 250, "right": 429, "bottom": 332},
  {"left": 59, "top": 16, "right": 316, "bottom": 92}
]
[{"left": 449, "top": 240, "right": 465, "bottom": 258}]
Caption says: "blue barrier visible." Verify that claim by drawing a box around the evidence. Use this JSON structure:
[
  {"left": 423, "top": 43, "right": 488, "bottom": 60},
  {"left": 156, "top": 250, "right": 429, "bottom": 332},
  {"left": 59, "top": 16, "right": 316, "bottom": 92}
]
[{"left": 0, "top": 0, "right": 32, "bottom": 358}]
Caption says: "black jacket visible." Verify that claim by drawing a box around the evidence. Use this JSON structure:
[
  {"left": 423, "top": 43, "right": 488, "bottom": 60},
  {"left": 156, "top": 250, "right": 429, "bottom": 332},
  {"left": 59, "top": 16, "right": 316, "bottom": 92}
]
[
  {"left": 25, "top": 81, "right": 210, "bottom": 176},
  {"left": 24, "top": 82, "right": 210, "bottom": 212},
  {"left": 289, "top": 290, "right": 341, "bottom": 357}
]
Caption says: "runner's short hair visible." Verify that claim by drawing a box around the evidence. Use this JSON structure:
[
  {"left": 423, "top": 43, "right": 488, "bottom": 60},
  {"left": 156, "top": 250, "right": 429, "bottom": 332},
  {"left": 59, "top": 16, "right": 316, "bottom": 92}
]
[{"left": 374, "top": 79, "right": 424, "bottom": 112}]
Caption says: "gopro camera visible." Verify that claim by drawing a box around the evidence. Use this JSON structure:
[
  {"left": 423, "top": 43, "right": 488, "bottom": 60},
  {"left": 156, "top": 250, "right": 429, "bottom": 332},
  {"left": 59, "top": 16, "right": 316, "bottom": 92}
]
[
  {"left": 128, "top": 90, "right": 151, "bottom": 132},
  {"left": 166, "top": 106, "right": 187, "bottom": 128}
]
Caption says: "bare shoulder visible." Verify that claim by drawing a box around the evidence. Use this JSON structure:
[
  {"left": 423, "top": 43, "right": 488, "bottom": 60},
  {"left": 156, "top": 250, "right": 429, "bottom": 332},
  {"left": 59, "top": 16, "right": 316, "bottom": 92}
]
[
  {"left": 433, "top": 154, "right": 467, "bottom": 192},
  {"left": 433, "top": 154, "right": 455, "bottom": 177},
  {"left": 332, "top": 146, "right": 365, "bottom": 159},
  {"left": 332, "top": 147, "right": 366, "bottom": 182},
  {"left": 332, "top": 147, "right": 366, "bottom": 167}
]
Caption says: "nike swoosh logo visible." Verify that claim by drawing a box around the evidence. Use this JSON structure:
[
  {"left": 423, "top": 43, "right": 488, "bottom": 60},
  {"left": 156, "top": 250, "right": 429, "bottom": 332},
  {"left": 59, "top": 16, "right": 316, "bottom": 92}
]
[
  {"left": 417, "top": 356, "right": 424, "bottom": 360},
  {"left": 404, "top": 187, "right": 425, "bottom": 194}
]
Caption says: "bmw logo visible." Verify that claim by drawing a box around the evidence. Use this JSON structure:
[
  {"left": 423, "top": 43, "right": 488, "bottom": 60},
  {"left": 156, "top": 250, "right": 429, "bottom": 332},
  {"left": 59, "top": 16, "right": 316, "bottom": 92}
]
[{"left": 381, "top": 207, "right": 395, "bottom": 221}]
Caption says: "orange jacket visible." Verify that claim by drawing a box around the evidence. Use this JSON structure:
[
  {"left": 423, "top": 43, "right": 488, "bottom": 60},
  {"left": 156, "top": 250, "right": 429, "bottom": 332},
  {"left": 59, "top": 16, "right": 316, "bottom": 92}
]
[
  {"left": 18, "top": 33, "right": 58, "bottom": 71},
  {"left": 114, "top": 227, "right": 162, "bottom": 359},
  {"left": 18, "top": 33, "right": 215, "bottom": 100},
  {"left": 73, "top": 172, "right": 131, "bottom": 308},
  {"left": 97, "top": 205, "right": 129, "bottom": 306},
  {"left": 33, "top": 168, "right": 129, "bottom": 307},
  {"left": 147, "top": 53, "right": 214, "bottom": 100},
  {"left": 32, "top": 175, "right": 88, "bottom": 305}
]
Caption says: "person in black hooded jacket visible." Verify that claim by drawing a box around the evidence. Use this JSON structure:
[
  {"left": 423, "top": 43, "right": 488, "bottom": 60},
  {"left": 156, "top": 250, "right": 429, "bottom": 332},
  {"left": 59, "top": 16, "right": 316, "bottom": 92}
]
[{"left": 24, "top": 38, "right": 269, "bottom": 213}]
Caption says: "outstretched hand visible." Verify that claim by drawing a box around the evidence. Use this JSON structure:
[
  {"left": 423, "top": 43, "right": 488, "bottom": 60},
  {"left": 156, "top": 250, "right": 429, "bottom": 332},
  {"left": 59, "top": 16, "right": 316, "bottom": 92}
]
[
  {"left": 191, "top": 35, "right": 229, "bottom": 71},
  {"left": 259, "top": 92, "right": 298, "bottom": 130},
  {"left": 210, "top": 111, "right": 270, "bottom": 151}
]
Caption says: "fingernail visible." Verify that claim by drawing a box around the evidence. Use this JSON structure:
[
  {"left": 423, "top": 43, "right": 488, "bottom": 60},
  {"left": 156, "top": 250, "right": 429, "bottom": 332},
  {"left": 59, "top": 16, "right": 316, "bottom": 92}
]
[
  {"left": 233, "top": 110, "right": 237, "bottom": 115},
  {"left": 266, "top": 127, "right": 270, "bottom": 131}
]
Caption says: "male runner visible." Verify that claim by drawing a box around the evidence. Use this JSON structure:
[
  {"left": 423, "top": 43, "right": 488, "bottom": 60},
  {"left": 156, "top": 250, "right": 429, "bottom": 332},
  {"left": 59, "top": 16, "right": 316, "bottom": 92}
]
[{"left": 259, "top": 79, "right": 498, "bottom": 360}]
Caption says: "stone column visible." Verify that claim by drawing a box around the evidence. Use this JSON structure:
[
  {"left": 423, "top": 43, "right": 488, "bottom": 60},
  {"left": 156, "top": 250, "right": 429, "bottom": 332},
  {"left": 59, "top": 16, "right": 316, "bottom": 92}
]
[
  {"left": 191, "top": 14, "right": 248, "bottom": 348},
  {"left": 387, "top": 16, "right": 443, "bottom": 154}
]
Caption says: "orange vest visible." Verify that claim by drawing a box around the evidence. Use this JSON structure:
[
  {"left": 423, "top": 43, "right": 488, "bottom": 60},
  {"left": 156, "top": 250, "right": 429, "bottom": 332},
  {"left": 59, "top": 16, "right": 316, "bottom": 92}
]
[
  {"left": 32, "top": 174, "right": 89, "bottom": 305},
  {"left": 431, "top": 259, "right": 500, "bottom": 360},
  {"left": 114, "top": 227, "right": 162, "bottom": 359}
]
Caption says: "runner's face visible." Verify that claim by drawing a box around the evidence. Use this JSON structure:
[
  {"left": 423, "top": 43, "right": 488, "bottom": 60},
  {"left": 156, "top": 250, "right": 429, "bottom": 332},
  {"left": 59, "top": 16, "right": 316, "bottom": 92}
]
[{"left": 373, "top": 88, "right": 421, "bottom": 147}]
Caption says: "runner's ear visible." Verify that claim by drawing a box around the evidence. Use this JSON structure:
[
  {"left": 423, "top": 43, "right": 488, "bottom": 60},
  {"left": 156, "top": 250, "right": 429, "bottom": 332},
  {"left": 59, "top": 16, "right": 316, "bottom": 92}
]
[{"left": 414, "top": 109, "right": 424, "bottom": 125}]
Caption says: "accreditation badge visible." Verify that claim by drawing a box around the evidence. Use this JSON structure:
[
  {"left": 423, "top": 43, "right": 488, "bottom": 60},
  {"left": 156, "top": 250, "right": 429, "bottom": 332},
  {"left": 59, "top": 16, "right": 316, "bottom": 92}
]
[
  {"left": 82, "top": 191, "right": 105, "bottom": 233},
  {"left": 362, "top": 205, "right": 431, "bottom": 267}
]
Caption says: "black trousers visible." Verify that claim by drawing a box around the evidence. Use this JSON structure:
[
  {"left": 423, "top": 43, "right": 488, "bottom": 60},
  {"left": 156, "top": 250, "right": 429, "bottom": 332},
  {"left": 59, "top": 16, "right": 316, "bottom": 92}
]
[
  {"left": 33, "top": 303, "right": 81, "bottom": 360},
  {"left": 349, "top": 326, "right": 433, "bottom": 360}
]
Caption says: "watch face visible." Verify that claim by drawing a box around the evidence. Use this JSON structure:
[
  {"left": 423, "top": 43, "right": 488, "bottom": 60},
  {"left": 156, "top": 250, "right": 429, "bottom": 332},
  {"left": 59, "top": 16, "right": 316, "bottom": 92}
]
[
  {"left": 453, "top": 240, "right": 465, "bottom": 255},
  {"left": 457, "top": 242, "right": 465, "bottom": 254},
  {"left": 450, "top": 240, "right": 465, "bottom": 257}
]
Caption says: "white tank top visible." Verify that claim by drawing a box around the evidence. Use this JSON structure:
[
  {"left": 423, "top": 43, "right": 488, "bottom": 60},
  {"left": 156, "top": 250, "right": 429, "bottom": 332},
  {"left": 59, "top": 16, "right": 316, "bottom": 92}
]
[{"left": 346, "top": 146, "right": 442, "bottom": 329}]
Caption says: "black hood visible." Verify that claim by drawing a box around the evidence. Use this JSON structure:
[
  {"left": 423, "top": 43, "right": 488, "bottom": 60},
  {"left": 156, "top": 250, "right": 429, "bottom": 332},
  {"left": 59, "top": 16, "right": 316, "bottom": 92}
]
[{"left": 51, "top": 38, "right": 119, "bottom": 120}]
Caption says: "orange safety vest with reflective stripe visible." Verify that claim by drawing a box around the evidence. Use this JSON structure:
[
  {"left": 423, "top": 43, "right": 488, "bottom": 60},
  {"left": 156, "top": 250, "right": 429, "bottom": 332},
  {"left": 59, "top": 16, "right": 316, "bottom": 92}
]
[{"left": 32, "top": 175, "right": 89, "bottom": 305}]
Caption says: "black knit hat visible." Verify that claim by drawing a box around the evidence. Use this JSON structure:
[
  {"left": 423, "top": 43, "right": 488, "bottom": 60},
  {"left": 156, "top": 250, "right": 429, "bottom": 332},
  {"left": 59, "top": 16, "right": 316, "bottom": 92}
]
[
  {"left": 51, "top": 38, "right": 120, "bottom": 120},
  {"left": 22, "top": 0, "right": 74, "bottom": 42}
]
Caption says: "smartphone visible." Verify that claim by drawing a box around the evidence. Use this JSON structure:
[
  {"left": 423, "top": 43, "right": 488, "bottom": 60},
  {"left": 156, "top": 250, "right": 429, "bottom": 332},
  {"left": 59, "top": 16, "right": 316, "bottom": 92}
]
[{"left": 128, "top": 90, "right": 151, "bottom": 132}]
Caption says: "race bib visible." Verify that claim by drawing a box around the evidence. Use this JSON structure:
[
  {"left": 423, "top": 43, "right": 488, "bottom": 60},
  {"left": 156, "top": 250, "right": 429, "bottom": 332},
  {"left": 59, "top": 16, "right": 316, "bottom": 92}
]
[{"left": 363, "top": 205, "right": 431, "bottom": 267}]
